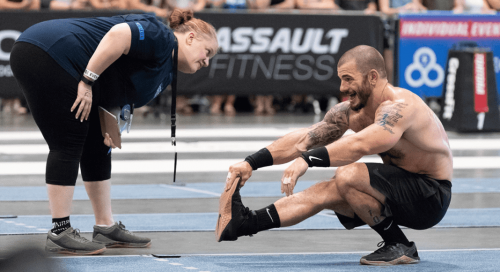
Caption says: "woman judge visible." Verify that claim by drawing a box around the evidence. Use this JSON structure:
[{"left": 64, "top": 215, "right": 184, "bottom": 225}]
[{"left": 10, "top": 9, "right": 218, "bottom": 254}]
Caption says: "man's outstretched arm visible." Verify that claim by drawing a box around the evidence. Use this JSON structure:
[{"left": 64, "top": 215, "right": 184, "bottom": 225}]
[
  {"left": 269, "top": 102, "right": 351, "bottom": 164},
  {"left": 280, "top": 100, "right": 414, "bottom": 196},
  {"left": 226, "top": 102, "right": 351, "bottom": 189}
]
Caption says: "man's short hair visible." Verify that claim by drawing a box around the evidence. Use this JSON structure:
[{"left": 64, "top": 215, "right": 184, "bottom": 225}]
[{"left": 338, "top": 45, "right": 387, "bottom": 78}]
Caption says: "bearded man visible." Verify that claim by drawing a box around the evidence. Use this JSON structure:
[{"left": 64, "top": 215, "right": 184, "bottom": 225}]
[{"left": 218, "top": 45, "right": 453, "bottom": 266}]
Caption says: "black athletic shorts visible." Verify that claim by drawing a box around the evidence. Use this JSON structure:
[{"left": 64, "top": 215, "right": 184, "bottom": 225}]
[{"left": 337, "top": 163, "right": 452, "bottom": 230}]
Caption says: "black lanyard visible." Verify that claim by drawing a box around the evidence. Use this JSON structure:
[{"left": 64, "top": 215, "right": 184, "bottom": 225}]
[{"left": 171, "top": 39, "right": 178, "bottom": 182}]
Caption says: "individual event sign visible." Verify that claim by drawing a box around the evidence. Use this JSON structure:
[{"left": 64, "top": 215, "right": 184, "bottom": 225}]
[
  {"left": 179, "top": 11, "right": 384, "bottom": 95},
  {"left": 397, "top": 11, "right": 500, "bottom": 102}
]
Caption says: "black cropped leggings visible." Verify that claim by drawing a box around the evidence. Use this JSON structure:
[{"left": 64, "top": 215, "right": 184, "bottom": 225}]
[{"left": 10, "top": 42, "right": 111, "bottom": 185}]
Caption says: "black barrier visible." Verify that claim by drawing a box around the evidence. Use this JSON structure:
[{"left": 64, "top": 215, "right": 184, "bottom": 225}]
[
  {"left": 182, "top": 11, "right": 384, "bottom": 95},
  {"left": 0, "top": 10, "right": 384, "bottom": 98},
  {"left": 439, "top": 49, "right": 500, "bottom": 132}
]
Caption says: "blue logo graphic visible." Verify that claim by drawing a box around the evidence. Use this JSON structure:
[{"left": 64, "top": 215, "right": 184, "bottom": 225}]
[{"left": 135, "top": 22, "right": 145, "bottom": 41}]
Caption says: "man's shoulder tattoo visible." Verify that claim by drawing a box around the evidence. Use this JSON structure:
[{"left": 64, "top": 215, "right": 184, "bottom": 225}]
[
  {"left": 376, "top": 102, "right": 408, "bottom": 134},
  {"left": 307, "top": 102, "right": 350, "bottom": 147},
  {"left": 323, "top": 102, "right": 351, "bottom": 126}
]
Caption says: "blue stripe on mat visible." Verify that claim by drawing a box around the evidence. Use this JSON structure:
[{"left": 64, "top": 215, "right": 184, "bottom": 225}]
[
  {"left": 0, "top": 178, "right": 498, "bottom": 201},
  {"left": 48, "top": 249, "right": 500, "bottom": 272},
  {"left": 1, "top": 208, "right": 499, "bottom": 235}
]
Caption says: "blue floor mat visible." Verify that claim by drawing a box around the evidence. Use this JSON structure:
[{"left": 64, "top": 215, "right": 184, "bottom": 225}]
[
  {"left": 46, "top": 249, "right": 500, "bottom": 272},
  {"left": 0, "top": 178, "right": 498, "bottom": 201},
  {"left": 1, "top": 208, "right": 499, "bottom": 235}
]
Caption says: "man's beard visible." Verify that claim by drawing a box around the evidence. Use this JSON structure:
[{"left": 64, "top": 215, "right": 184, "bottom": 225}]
[{"left": 350, "top": 76, "right": 371, "bottom": 112}]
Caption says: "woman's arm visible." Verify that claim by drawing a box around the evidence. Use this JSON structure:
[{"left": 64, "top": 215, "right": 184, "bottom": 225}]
[
  {"left": 71, "top": 23, "right": 132, "bottom": 122},
  {"left": 85, "top": 23, "right": 132, "bottom": 76}
]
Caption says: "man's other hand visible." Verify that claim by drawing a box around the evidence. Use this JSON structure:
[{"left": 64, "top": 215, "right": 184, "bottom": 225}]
[{"left": 281, "top": 157, "right": 308, "bottom": 196}]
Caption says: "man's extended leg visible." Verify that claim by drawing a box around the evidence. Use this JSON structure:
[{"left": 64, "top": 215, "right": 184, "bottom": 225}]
[
  {"left": 218, "top": 175, "right": 349, "bottom": 240},
  {"left": 219, "top": 162, "right": 419, "bottom": 265}
]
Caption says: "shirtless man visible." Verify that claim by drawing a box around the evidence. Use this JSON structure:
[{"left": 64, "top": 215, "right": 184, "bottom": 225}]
[{"left": 218, "top": 45, "right": 453, "bottom": 266}]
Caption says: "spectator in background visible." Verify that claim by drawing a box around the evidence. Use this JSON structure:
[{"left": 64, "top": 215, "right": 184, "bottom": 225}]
[
  {"left": 115, "top": 0, "right": 169, "bottom": 19},
  {"left": 485, "top": 0, "right": 500, "bottom": 10},
  {"left": 210, "top": 95, "right": 236, "bottom": 115},
  {"left": 246, "top": 0, "right": 293, "bottom": 9},
  {"left": 378, "top": 0, "right": 426, "bottom": 15},
  {"left": 295, "top": 0, "right": 337, "bottom": 9},
  {"left": 335, "top": 0, "right": 377, "bottom": 13},
  {"left": 378, "top": 0, "right": 426, "bottom": 85},
  {"left": 0, "top": 0, "right": 39, "bottom": 10},
  {"left": 254, "top": 95, "right": 275, "bottom": 115},
  {"left": 453, "top": 0, "right": 494, "bottom": 13},
  {"left": 167, "top": 0, "right": 206, "bottom": 12},
  {"left": 294, "top": 0, "right": 336, "bottom": 115},
  {"left": 421, "top": 0, "right": 454, "bottom": 10},
  {"left": 247, "top": 0, "right": 293, "bottom": 115},
  {"left": 206, "top": 0, "right": 239, "bottom": 116}
]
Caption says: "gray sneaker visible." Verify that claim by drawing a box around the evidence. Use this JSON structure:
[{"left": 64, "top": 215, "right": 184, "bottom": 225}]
[
  {"left": 92, "top": 221, "right": 151, "bottom": 248},
  {"left": 45, "top": 228, "right": 106, "bottom": 255}
]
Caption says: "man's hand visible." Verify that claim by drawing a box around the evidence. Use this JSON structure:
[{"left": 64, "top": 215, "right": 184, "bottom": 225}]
[
  {"left": 71, "top": 81, "right": 93, "bottom": 122},
  {"left": 281, "top": 157, "right": 308, "bottom": 196},
  {"left": 225, "top": 161, "right": 253, "bottom": 191}
]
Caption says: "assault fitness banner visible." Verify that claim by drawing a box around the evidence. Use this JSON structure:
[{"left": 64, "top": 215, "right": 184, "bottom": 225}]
[
  {"left": 0, "top": 11, "right": 384, "bottom": 97},
  {"left": 181, "top": 12, "right": 384, "bottom": 95}
]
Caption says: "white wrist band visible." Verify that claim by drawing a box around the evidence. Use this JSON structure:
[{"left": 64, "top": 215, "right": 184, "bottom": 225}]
[{"left": 84, "top": 69, "right": 99, "bottom": 81}]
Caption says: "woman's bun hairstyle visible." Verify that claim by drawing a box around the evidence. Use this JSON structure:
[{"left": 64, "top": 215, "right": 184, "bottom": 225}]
[
  {"left": 168, "top": 8, "right": 194, "bottom": 30},
  {"left": 167, "top": 8, "right": 217, "bottom": 43}
]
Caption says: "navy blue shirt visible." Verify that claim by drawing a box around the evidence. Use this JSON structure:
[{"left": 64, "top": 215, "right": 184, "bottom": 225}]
[{"left": 17, "top": 14, "right": 175, "bottom": 107}]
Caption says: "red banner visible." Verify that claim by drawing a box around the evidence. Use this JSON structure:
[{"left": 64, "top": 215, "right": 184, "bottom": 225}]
[{"left": 474, "top": 53, "right": 489, "bottom": 113}]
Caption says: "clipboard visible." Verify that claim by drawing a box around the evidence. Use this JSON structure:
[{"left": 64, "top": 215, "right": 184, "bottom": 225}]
[{"left": 98, "top": 106, "right": 122, "bottom": 149}]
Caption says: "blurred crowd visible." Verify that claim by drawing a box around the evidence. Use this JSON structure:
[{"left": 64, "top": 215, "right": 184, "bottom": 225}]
[{"left": 1, "top": 0, "right": 499, "bottom": 116}]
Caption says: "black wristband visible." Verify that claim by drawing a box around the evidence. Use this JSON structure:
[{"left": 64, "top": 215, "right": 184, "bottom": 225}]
[
  {"left": 244, "top": 148, "right": 274, "bottom": 170},
  {"left": 81, "top": 77, "right": 94, "bottom": 87},
  {"left": 301, "top": 147, "right": 330, "bottom": 167}
]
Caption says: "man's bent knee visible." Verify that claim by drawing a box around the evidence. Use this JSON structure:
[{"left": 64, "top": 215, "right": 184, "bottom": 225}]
[{"left": 334, "top": 163, "right": 368, "bottom": 194}]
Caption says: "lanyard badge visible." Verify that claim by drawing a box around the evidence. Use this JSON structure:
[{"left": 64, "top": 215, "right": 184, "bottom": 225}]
[{"left": 119, "top": 104, "right": 134, "bottom": 134}]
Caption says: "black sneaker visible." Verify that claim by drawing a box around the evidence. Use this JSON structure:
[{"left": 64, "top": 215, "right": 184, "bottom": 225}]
[
  {"left": 360, "top": 241, "right": 420, "bottom": 266},
  {"left": 216, "top": 185, "right": 256, "bottom": 242}
]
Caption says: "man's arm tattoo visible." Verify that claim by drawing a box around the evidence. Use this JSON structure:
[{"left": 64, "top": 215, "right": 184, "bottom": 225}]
[
  {"left": 375, "top": 102, "right": 407, "bottom": 134},
  {"left": 307, "top": 102, "right": 350, "bottom": 148}
]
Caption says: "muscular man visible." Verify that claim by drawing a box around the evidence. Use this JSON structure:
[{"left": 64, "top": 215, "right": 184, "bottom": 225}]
[{"left": 218, "top": 45, "right": 453, "bottom": 266}]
